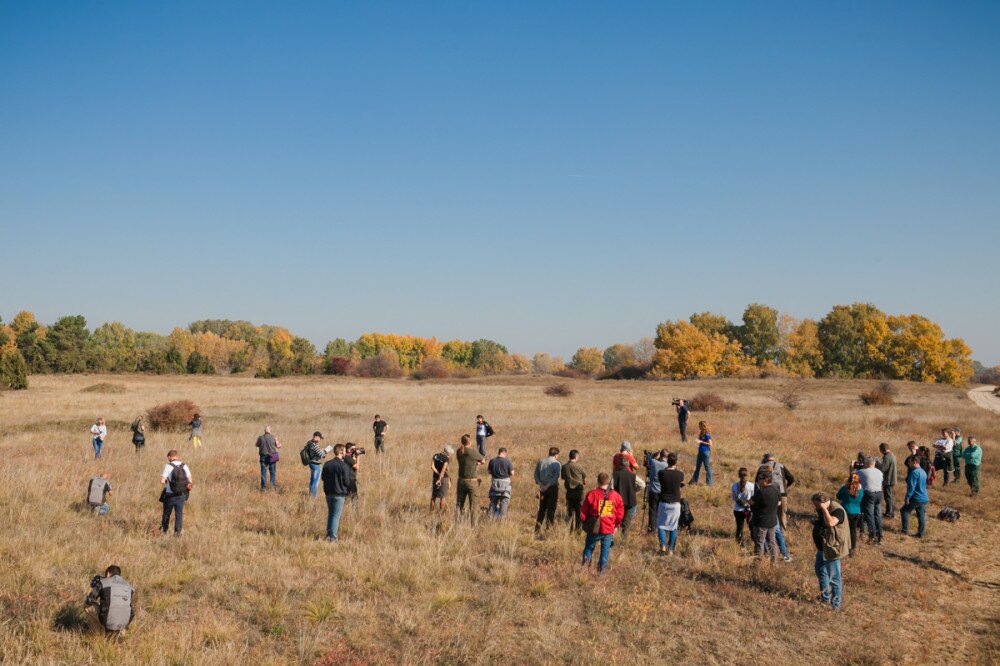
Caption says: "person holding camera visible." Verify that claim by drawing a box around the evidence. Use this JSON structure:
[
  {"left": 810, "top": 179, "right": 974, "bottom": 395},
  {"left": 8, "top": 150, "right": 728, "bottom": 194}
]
[
  {"left": 373, "top": 415, "right": 388, "bottom": 454},
  {"left": 87, "top": 472, "right": 113, "bottom": 516},
  {"left": 430, "top": 445, "right": 454, "bottom": 512},
  {"left": 304, "top": 431, "right": 334, "bottom": 498},
  {"left": 344, "top": 443, "right": 362, "bottom": 505},
  {"left": 90, "top": 417, "right": 108, "bottom": 460},
  {"left": 85, "top": 565, "right": 135, "bottom": 636},
  {"left": 674, "top": 399, "right": 689, "bottom": 443},
  {"left": 645, "top": 449, "right": 668, "bottom": 533}
]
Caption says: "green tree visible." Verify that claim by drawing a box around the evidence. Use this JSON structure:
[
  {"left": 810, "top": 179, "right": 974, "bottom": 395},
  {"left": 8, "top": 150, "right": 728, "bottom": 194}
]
[
  {"left": 290, "top": 337, "right": 318, "bottom": 375},
  {"left": 736, "top": 303, "right": 781, "bottom": 366},
  {"left": 469, "top": 339, "right": 509, "bottom": 374},
  {"left": 43, "top": 315, "right": 91, "bottom": 373},
  {"left": 91, "top": 322, "right": 139, "bottom": 372},
  {"left": 689, "top": 312, "right": 734, "bottom": 338},
  {"left": 0, "top": 347, "right": 29, "bottom": 390},
  {"left": 442, "top": 340, "right": 474, "bottom": 367},
  {"left": 12, "top": 311, "right": 48, "bottom": 373},
  {"left": 602, "top": 344, "right": 636, "bottom": 372},
  {"left": 817, "top": 303, "right": 889, "bottom": 378},
  {"left": 186, "top": 351, "right": 216, "bottom": 375}
]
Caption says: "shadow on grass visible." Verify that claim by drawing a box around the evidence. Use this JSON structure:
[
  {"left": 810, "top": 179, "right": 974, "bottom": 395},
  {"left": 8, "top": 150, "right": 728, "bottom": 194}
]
[
  {"left": 882, "top": 550, "right": 1000, "bottom": 589},
  {"left": 682, "top": 567, "right": 811, "bottom": 602},
  {"left": 52, "top": 603, "right": 89, "bottom": 633}
]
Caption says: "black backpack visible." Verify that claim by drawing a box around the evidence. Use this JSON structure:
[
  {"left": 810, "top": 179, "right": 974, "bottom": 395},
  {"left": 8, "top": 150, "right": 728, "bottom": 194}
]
[
  {"left": 169, "top": 462, "right": 189, "bottom": 495},
  {"left": 679, "top": 499, "right": 694, "bottom": 529},
  {"left": 299, "top": 444, "right": 312, "bottom": 466}
]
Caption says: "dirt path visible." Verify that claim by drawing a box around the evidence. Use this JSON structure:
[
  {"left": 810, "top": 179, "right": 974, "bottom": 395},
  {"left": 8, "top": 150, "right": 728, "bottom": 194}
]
[{"left": 968, "top": 385, "right": 1000, "bottom": 415}]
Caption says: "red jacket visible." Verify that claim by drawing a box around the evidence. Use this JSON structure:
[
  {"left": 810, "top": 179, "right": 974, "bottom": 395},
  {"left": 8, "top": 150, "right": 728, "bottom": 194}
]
[{"left": 580, "top": 486, "right": 625, "bottom": 535}]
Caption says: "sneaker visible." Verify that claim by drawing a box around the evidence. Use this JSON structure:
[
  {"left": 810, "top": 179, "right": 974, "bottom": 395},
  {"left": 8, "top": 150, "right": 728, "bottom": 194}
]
[{"left": 783, "top": 555, "right": 792, "bottom": 562}]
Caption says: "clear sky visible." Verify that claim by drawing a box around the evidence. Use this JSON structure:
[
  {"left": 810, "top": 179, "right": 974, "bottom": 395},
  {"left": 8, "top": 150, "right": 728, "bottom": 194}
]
[{"left": 2, "top": 2, "right": 998, "bottom": 362}]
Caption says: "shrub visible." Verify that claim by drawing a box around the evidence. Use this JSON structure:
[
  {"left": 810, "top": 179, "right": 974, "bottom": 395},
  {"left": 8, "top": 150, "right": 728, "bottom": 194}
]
[
  {"left": 860, "top": 381, "right": 897, "bottom": 406},
  {"left": 553, "top": 367, "right": 584, "bottom": 379},
  {"left": 355, "top": 350, "right": 404, "bottom": 379},
  {"left": 687, "top": 392, "right": 737, "bottom": 412},
  {"left": 324, "top": 356, "right": 354, "bottom": 376},
  {"left": 876, "top": 416, "right": 918, "bottom": 432},
  {"left": 80, "top": 382, "right": 125, "bottom": 394},
  {"left": 146, "top": 400, "right": 201, "bottom": 432},
  {"left": 411, "top": 357, "right": 450, "bottom": 380},
  {"left": 600, "top": 364, "right": 651, "bottom": 380},
  {"left": 0, "top": 348, "right": 29, "bottom": 390},
  {"left": 543, "top": 383, "right": 573, "bottom": 397},
  {"left": 772, "top": 380, "right": 807, "bottom": 410}
]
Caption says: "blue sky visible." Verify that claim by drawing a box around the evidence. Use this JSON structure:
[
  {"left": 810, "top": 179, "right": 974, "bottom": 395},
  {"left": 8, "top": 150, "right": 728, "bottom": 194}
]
[{"left": 2, "top": 2, "right": 998, "bottom": 362}]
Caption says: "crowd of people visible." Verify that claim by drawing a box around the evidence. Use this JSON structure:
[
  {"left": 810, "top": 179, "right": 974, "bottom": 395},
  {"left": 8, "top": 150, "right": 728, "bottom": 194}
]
[{"left": 78, "top": 408, "right": 986, "bottom": 635}]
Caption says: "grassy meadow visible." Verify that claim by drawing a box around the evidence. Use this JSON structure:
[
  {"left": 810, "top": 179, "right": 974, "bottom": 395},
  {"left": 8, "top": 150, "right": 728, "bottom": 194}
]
[{"left": 0, "top": 373, "right": 998, "bottom": 665}]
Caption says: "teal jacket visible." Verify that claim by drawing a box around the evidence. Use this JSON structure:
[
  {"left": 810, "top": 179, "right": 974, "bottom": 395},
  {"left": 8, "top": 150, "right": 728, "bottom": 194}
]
[
  {"left": 961, "top": 445, "right": 982, "bottom": 467},
  {"left": 835, "top": 485, "right": 864, "bottom": 515}
]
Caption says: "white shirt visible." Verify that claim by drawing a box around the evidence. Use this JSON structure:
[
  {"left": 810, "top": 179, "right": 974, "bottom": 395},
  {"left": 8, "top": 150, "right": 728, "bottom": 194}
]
[
  {"left": 161, "top": 461, "right": 193, "bottom": 494},
  {"left": 731, "top": 481, "right": 754, "bottom": 512},
  {"left": 91, "top": 424, "right": 107, "bottom": 439},
  {"left": 934, "top": 437, "right": 954, "bottom": 455}
]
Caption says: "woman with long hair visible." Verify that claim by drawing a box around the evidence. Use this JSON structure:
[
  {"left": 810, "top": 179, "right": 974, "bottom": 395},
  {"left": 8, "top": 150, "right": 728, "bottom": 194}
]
[
  {"left": 691, "top": 421, "right": 713, "bottom": 485},
  {"left": 835, "top": 472, "right": 864, "bottom": 555},
  {"left": 731, "top": 467, "right": 754, "bottom": 545},
  {"left": 612, "top": 441, "right": 639, "bottom": 535},
  {"left": 130, "top": 415, "right": 145, "bottom": 454}
]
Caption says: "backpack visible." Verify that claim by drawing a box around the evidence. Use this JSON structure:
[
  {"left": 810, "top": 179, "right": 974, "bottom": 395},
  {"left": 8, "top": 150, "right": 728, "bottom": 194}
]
[
  {"left": 88, "top": 477, "right": 106, "bottom": 506},
  {"left": 101, "top": 576, "right": 133, "bottom": 631},
  {"left": 169, "top": 462, "right": 189, "bottom": 495},
  {"left": 937, "top": 507, "right": 960, "bottom": 523},
  {"left": 485, "top": 422, "right": 495, "bottom": 437},
  {"left": 821, "top": 501, "right": 851, "bottom": 560},
  {"left": 300, "top": 444, "right": 312, "bottom": 466},
  {"left": 679, "top": 499, "right": 694, "bottom": 529}
]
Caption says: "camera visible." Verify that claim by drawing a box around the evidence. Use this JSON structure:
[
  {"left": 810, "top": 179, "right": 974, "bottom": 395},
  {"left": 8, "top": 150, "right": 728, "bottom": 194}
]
[
  {"left": 643, "top": 449, "right": 658, "bottom": 468},
  {"left": 671, "top": 398, "right": 682, "bottom": 407},
  {"left": 348, "top": 445, "right": 367, "bottom": 456}
]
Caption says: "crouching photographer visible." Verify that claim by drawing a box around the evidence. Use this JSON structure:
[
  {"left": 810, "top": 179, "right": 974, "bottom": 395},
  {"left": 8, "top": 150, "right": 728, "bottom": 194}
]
[
  {"left": 645, "top": 449, "right": 668, "bottom": 532},
  {"left": 345, "top": 442, "right": 365, "bottom": 504}
]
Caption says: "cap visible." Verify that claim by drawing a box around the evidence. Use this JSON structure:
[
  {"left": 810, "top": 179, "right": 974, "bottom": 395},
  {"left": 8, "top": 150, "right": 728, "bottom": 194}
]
[{"left": 313, "top": 431, "right": 324, "bottom": 439}]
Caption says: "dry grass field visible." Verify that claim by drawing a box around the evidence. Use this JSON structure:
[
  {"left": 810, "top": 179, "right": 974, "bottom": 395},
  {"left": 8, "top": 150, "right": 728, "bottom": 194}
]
[{"left": 1, "top": 374, "right": 998, "bottom": 665}]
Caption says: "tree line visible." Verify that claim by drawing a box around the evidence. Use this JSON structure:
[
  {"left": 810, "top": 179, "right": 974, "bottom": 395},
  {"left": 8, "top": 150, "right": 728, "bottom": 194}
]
[{"left": 0, "top": 303, "right": 981, "bottom": 390}]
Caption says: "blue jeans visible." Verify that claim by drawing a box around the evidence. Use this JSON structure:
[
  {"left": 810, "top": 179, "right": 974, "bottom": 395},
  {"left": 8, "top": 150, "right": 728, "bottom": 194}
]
[
  {"left": 582, "top": 533, "right": 613, "bottom": 571},
  {"left": 901, "top": 501, "right": 927, "bottom": 537},
  {"left": 260, "top": 458, "right": 277, "bottom": 490},
  {"left": 774, "top": 522, "right": 790, "bottom": 558},
  {"left": 657, "top": 529, "right": 678, "bottom": 551},
  {"left": 814, "top": 550, "right": 842, "bottom": 609},
  {"left": 692, "top": 450, "right": 712, "bottom": 485},
  {"left": 325, "top": 495, "right": 346, "bottom": 539},
  {"left": 309, "top": 463, "right": 322, "bottom": 497},
  {"left": 93, "top": 437, "right": 104, "bottom": 459},
  {"left": 161, "top": 494, "right": 185, "bottom": 534}
]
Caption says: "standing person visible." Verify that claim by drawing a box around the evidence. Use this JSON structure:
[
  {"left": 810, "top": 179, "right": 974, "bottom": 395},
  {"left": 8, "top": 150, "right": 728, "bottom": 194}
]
[
  {"left": 86, "top": 473, "right": 113, "bottom": 516},
  {"left": 487, "top": 447, "right": 514, "bottom": 519},
  {"left": 675, "top": 399, "right": 689, "bottom": 443},
  {"left": 321, "top": 444, "right": 351, "bottom": 541},
  {"left": 612, "top": 441, "right": 639, "bottom": 536},
  {"left": 159, "top": 450, "right": 192, "bottom": 536},
  {"left": 656, "top": 452, "right": 685, "bottom": 556},
  {"left": 456, "top": 434, "right": 484, "bottom": 524},
  {"left": 430, "top": 445, "right": 453, "bottom": 512},
  {"left": 760, "top": 453, "right": 795, "bottom": 561},
  {"left": 561, "top": 450, "right": 587, "bottom": 530},
  {"left": 951, "top": 428, "right": 964, "bottom": 484},
  {"left": 961, "top": 437, "right": 982, "bottom": 497},
  {"left": 835, "top": 473, "right": 864, "bottom": 556},
  {"left": 373, "top": 415, "right": 388, "bottom": 454},
  {"left": 751, "top": 469, "right": 781, "bottom": 560},
  {"left": 879, "top": 443, "right": 897, "bottom": 519},
  {"left": 130, "top": 416, "right": 145, "bottom": 454},
  {"left": 189, "top": 414, "right": 203, "bottom": 449},
  {"left": 690, "top": 421, "right": 713, "bottom": 486},
  {"left": 344, "top": 443, "right": 361, "bottom": 505},
  {"left": 475, "top": 415, "right": 494, "bottom": 458},
  {"left": 856, "top": 457, "right": 884, "bottom": 545},
  {"left": 646, "top": 450, "right": 668, "bottom": 533},
  {"left": 90, "top": 418, "right": 108, "bottom": 460},
  {"left": 255, "top": 425, "right": 281, "bottom": 492},
  {"left": 917, "top": 446, "right": 935, "bottom": 485},
  {"left": 580, "top": 472, "right": 625, "bottom": 573},
  {"left": 900, "top": 454, "right": 929, "bottom": 538},
  {"left": 731, "top": 468, "right": 754, "bottom": 546},
  {"left": 904, "top": 441, "right": 919, "bottom": 467},
  {"left": 933, "top": 428, "right": 955, "bottom": 486},
  {"left": 304, "top": 432, "right": 334, "bottom": 498},
  {"left": 533, "top": 447, "right": 562, "bottom": 534},
  {"left": 811, "top": 492, "right": 849, "bottom": 610},
  {"left": 85, "top": 565, "right": 135, "bottom": 637}
]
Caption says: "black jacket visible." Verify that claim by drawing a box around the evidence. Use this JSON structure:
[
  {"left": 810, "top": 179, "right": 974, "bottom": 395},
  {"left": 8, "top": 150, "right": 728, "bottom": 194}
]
[{"left": 322, "top": 458, "right": 352, "bottom": 496}]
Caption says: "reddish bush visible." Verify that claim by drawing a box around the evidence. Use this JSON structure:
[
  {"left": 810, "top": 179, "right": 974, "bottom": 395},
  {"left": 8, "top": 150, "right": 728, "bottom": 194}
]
[
  {"left": 146, "top": 400, "right": 201, "bottom": 432},
  {"left": 411, "top": 357, "right": 450, "bottom": 380},
  {"left": 325, "top": 356, "right": 354, "bottom": 376},
  {"left": 553, "top": 367, "right": 584, "bottom": 379},
  {"left": 354, "top": 350, "right": 404, "bottom": 379},
  {"left": 860, "top": 381, "right": 897, "bottom": 406},
  {"left": 688, "top": 392, "right": 737, "bottom": 412},
  {"left": 543, "top": 383, "right": 573, "bottom": 397}
]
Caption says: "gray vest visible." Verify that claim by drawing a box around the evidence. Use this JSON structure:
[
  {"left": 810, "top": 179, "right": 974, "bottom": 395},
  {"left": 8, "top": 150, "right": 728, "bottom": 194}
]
[
  {"left": 102, "top": 576, "right": 133, "bottom": 631},
  {"left": 88, "top": 478, "right": 106, "bottom": 506},
  {"left": 767, "top": 462, "right": 786, "bottom": 495}
]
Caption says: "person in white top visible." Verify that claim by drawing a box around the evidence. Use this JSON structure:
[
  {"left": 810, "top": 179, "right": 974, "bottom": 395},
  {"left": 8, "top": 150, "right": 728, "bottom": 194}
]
[
  {"left": 856, "top": 458, "right": 884, "bottom": 545},
  {"left": 933, "top": 428, "right": 956, "bottom": 485},
  {"left": 731, "top": 467, "right": 754, "bottom": 545},
  {"left": 90, "top": 418, "right": 108, "bottom": 460},
  {"left": 160, "top": 450, "right": 193, "bottom": 536}
]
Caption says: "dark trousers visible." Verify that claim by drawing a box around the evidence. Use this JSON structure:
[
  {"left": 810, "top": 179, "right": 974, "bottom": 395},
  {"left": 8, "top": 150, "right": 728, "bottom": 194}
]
[
  {"left": 161, "top": 495, "right": 186, "bottom": 534},
  {"left": 648, "top": 489, "right": 660, "bottom": 532},
  {"left": 565, "top": 486, "right": 584, "bottom": 530},
  {"left": 535, "top": 486, "right": 559, "bottom": 532},
  {"left": 734, "top": 510, "right": 750, "bottom": 543},
  {"left": 476, "top": 435, "right": 487, "bottom": 458},
  {"left": 260, "top": 459, "right": 277, "bottom": 490},
  {"left": 861, "top": 491, "right": 883, "bottom": 541},
  {"left": 456, "top": 479, "right": 479, "bottom": 524},
  {"left": 883, "top": 484, "right": 895, "bottom": 517},
  {"left": 966, "top": 465, "right": 980, "bottom": 493},
  {"left": 847, "top": 513, "right": 861, "bottom": 552},
  {"left": 901, "top": 501, "right": 927, "bottom": 537},
  {"left": 374, "top": 435, "right": 385, "bottom": 453},
  {"left": 678, "top": 419, "right": 687, "bottom": 443}
]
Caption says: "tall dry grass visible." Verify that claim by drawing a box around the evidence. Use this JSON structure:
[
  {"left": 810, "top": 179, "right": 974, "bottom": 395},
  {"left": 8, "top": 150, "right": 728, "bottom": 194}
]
[{"left": 0, "top": 374, "right": 998, "bottom": 664}]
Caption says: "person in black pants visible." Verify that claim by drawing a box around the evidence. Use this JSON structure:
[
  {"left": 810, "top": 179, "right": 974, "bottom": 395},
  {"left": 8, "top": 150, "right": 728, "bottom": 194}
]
[
  {"left": 372, "top": 415, "right": 388, "bottom": 454},
  {"left": 533, "top": 447, "right": 561, "bottom": 534},
  {"left": 159, "top": 450, "right": 192, "bottom": 536},
  {"left": 561, "top": 450, "right": 587, "bottom": 530},
  {"left": 675, "top": 399, "right": 689, "bottom": 443}
]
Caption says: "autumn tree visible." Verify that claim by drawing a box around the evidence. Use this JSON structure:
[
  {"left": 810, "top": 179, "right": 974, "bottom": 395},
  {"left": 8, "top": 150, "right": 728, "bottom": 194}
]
[
  {"left": 817, "top": 303, "right": 889, "bottom": 378},
  {"left": 91, "top": 322, "right": 139, "bottom": 372},
  {"left": 602, "top": 344, "right": 636, "bottom": 372},
  {"left": 0, "top": 347, "right": 28, "bottom": 390},
  {"left": 632, "top": 337, "right": 656, "bottom": 366},
  {"left": 469, "top": 339, "right": 509, "bottom": 374},
  {"left": 735, "top": 303, "right": 781, "bottom": 366},
  {"left": 12, "top": 311, "right": 48, "bottom": 373},
  {"left": 652, "top": 319, "right": 746, "bottom": 380},
  {"left": 43, "top": 315, "right": 91, "bottom": 373},
  {"left": 689, "top": 312, "right": 734, "bottom": 338},
  {"left": 779, "top": 315, "right": 823, "bottom": 377},
  {"left": 531, "top": 352, "right": 563, "bottom": 374},
  {"left": 883, "top": 315, "right": 972, "bottom": 385},
  {"left": 570, "top": 347, "right": 605, "bottom": 376}
]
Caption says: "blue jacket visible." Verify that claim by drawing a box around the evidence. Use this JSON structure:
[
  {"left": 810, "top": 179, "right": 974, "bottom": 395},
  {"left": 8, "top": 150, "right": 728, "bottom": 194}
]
[{"left": 905, "top": 466, "right": 928, "bottom": 504}]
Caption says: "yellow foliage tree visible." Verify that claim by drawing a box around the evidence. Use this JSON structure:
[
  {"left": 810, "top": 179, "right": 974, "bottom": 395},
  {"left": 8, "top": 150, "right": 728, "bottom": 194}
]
[
  {"left": 193, "top": 331, "right": 250, "bottom": 372},
  {"left": 569, "top": 347, "right": 605, "bottom": 376},
  {"left": 167, "top": 327, "right": 196, "bottom": 365},
  {"left": 884, "top": 315, "right": 973, "bottom": 385},
  {"left": 779, "top": 315, "right": 823, "bottom": 377},
  {"left": 652, "top": 320, "right": 747, "bottom": 379}
]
